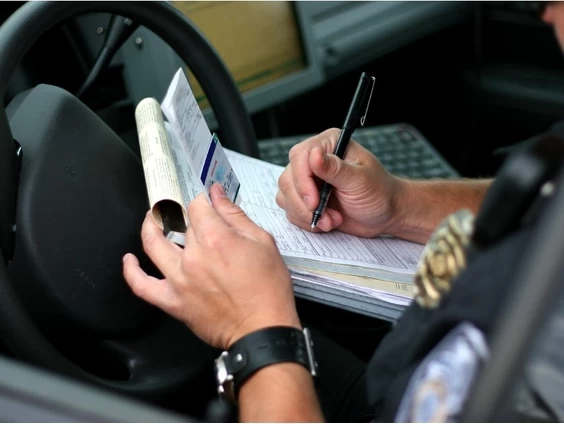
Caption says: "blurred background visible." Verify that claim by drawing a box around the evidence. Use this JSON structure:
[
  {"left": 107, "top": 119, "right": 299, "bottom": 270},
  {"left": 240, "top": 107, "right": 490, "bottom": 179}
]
[{"left": 3, "top": 1, "right": 564, "bottom": 180}]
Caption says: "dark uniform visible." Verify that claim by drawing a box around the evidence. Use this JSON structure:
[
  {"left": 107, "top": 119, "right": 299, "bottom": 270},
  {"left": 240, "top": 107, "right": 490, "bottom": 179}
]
[
  {"left": 366, "top": 226, "right": 532, "bottom": 421},
  {"left": 362, "top": 121, "right": 564, "bottom": 422}
]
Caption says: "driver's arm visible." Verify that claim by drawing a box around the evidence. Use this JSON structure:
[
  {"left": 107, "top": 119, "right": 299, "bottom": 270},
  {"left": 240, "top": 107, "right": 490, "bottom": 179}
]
[
  {"left": 275, "top": 128, "right": 492, "bottom": 245},
  {"left": 392, "top": 178, "right": 492, "bottom": 243},
  {"left": 122, "top": 184, "right": 324, "bottom": 422},
  {"left": 239, "top": 362, "right": 323, "bottom": 422}
]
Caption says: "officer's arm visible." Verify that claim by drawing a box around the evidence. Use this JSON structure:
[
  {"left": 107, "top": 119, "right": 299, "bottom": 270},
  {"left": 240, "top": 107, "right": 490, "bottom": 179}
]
[
  {"left": 392, "top": 178, "right": 492, "bottom": 244},
  {"left": 239, "top": 363, "right": 324, "bottom": 422}
]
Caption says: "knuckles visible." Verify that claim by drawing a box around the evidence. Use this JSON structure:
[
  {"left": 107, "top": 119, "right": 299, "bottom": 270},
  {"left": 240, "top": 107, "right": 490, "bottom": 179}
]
[
  {"left": 277, "top": 181, "right": 311, "bottom": 220},
  {"left": 258, "top": 229, "right": 276, "bottom": 247},
  {"left": 324, "top": 127, "right": 341, "bottom": 140},
  {"left": 288, "top": 143, "right": 304, "bottom": 160},
  {"left": 319, "top": 128, "right": 341, "bottom": 149},
  {"left": 288, "top": 128, "right": 342, "bottom": 161},
  {"left": 181, "top": 247, "right": 200, "bottom": 274},
  {"left": 204, "top": 230, "right": 228, "bottom": 250},
  {"left": 275, "top": 190, "right": 285, "bottom": 209},
  {"left": 277, "top": 171, "right": 293, "bottom": 195}
]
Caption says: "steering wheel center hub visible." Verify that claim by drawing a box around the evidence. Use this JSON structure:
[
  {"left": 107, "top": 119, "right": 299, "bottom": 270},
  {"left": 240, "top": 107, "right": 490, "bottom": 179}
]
[{"left": 8, "top": 85, "right": 157, "bottom": 336}]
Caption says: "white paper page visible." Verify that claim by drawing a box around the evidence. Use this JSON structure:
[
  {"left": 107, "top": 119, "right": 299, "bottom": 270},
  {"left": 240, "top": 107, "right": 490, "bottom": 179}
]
[
  {"left": 164, "top": 121, "right": 203, "bottom": 206},
  {"left": 283, "top": 256, "right": 416, "bottom": 282},
  {"left": 161, "top": 68, "right": 241, "bottom": 204},
  {"left": 377, "top": 293, "right": 411, "bottom": 306},
  {"left": 161, "top": 68, "right": 212, "bottom": 174},
  {"left": 226, "top": 149, "right": 424, "bottom": 274},
  {"left": 290, "top": 269, "right": 372, "bottom": 296}
]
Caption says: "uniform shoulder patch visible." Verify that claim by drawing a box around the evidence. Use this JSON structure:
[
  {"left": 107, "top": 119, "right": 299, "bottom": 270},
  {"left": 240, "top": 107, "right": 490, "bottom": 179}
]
[{"left": 395, "top": 322, "right": 489, "bottom": 423}]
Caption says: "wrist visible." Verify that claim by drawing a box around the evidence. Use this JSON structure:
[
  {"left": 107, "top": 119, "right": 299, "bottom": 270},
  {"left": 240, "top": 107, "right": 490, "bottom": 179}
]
[
  {"left": 226, "top": 311, "right": 302, "bottom": 350},
  {"left": 238, "top": 361, "right": 324, "bottom": 422},
  {"left": 387, "top": 177, "right": 439, "bottom": 243},
  {"left": 384, "top": 176, "right": 413, "bottom": 238},
  {"left": 385, "top": 178, "right": 492, "bottom": 244},
  {"left": 215, "top": 326, "right": 318, "bottom": 404}
]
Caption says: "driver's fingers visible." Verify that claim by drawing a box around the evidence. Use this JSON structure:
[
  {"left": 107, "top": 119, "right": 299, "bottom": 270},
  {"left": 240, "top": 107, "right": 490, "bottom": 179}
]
[
  {"left": 288, "top": 146, "right": 319, "bottom": 211},
  {"left": 209, "top": 184, "right": 262, "bottom": 239},
  {"left": 288, "top": 129, "right": 340, "bottom": 210},
  {"left": 277, "top": 169, "right": 319, "bottom": 225},
  {"left": 187, "top": 191, "right": 232, "bottom": 241},
  {"left": 283, "top": 211, "right": 323, "bottom": 233},
  {"left": 284, "top": 207, "right": 341, "bottom": 233},
  {"left": 140, "top": 214, "right": 183, "bottom": 279},
  {"left": 123, "top": 253, "right": 177, "bottom": 311}
]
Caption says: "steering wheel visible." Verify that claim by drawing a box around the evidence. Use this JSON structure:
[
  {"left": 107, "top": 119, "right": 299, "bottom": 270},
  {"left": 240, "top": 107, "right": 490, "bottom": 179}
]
[{"left": 0, "top": 1, "right": 258, "bottom": 409}]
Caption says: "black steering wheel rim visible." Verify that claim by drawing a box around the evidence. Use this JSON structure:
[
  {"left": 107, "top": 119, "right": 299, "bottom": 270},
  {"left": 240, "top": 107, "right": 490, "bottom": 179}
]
[
  {"left": 0, "top": 0, "right": 256, "bottom": 404},
  {"left": 0, "top": 1, "right": 258, "bottom": 156}
]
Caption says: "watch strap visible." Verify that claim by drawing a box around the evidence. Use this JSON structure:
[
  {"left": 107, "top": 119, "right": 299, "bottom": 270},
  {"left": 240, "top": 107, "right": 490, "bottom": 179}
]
[{"left": 224, "top": 326, "right": 317, "bottom": 396}]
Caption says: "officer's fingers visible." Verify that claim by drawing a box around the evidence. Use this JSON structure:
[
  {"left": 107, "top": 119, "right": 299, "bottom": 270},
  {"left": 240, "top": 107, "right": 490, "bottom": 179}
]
[
  {"left": 209, "top": 184, "right": 262, "bottom": 238},
  {"left": 277, "top": 173, "right": 319, "bottom": 225},
  {"left": 187, "top": 192, "right": 231, "bottom": 241},
  {"left": 123, "top": 253, "right": 177, "bottom": 311},
  {"left": 140, "top": 215, "right": 183, "bottom": 279},
  {"left": 287, "top": 146, "right": 319, "bottom": 211},
  {"left": 284, "top": 207, "right": 341, "bottom": 233},
  {"left": 286, "top": 129, "right": 341, "bottom": 211},
  {"left": 298, "top": 128, "right": 342, "bottom": 155},
  {"left": 319, "top": 208, "right": 343, "bottom": 232}
]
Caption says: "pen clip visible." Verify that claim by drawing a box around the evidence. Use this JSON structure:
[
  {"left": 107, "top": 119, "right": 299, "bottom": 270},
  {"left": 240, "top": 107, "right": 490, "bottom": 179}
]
[{"left": 359, "top": 76, "right": 376, "bottom": 127}]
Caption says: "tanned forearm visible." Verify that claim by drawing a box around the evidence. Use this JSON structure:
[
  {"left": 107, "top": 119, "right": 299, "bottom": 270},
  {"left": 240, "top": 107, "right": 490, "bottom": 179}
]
[
  {"left": 238, "top": 363, "right": 324, "bottom": 422},
  {"left": 390, "top": 178, "right": 493, "bottom": 244}
]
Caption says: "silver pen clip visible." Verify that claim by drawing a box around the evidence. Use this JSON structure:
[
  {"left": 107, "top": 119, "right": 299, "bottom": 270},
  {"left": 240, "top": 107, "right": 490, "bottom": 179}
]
[{"left": 359, "top": 76, "right": 376, "bottom": 127}]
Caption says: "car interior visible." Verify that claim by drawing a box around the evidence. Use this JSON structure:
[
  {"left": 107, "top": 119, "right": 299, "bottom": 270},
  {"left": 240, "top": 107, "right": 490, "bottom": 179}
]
[{"left": 1, "top": 1, "right": 564, "bottom": 421}]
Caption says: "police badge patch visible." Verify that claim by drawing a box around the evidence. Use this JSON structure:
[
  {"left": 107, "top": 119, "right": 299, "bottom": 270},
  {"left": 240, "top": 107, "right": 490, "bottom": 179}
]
[
  {"left": 395, "top": 322, "right": 489, "bottom": 423},
  {"left": 413, "top": 209, "right": 475, "bottom": 309}
]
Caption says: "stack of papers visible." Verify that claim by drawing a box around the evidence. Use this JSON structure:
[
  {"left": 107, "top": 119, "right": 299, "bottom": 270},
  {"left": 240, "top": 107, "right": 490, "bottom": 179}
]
[
  {"left": 225, "top": 149, "right": 425, "bottom": 321},
  {"left": 136, "top": 66, "right": 425, "bottom": 323}
]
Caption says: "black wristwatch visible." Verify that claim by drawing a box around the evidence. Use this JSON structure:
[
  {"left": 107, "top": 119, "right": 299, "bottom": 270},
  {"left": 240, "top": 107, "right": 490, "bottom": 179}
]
[{"left": 214, "top": 326, "right": 318, "bottom": 402}]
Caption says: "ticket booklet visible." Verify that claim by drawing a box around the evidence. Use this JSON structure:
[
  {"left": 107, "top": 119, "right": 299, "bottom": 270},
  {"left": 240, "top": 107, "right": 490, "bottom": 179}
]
[{"left": 134, "top": 68, "right": 241, "bottom": 232}]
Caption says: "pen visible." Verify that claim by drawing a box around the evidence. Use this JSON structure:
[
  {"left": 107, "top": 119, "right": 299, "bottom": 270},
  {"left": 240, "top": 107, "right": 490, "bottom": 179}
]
[{"left": 310, "top": 72, "right": 376, "bottom": 229}]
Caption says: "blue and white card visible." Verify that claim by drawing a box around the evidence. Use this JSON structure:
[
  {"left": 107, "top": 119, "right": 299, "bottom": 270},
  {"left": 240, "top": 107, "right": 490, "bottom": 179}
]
[
  {"left": 200, "top": 133, "right": 241, "bottom": 205},
  {"left": 160, "top": 68, "right": 242, "bottom": 210}
]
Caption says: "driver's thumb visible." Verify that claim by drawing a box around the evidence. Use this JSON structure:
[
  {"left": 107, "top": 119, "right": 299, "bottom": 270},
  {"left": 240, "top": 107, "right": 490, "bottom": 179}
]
[{"left": 310, "top": 146, "right": 355, "bottom": 188}]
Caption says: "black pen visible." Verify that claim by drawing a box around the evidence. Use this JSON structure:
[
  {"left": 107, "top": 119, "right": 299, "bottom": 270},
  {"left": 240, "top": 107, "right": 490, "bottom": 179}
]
[{"left": 310, "top": 72, "right": 376, "bottom": 229}]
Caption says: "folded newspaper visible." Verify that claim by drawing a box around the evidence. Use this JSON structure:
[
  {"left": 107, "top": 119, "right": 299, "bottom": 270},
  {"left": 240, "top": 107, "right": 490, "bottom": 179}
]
[{"left": 134, "top": 68, "right": 425, "bottom": 321}]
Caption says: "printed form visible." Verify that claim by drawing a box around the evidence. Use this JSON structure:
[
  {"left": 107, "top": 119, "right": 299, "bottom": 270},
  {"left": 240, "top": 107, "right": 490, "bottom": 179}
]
[
  {"left": 225, "top": 150, "right": 424, "bottom": 275},
  {"left": 161, "top": 69, "right": 212, "bottom": 172},
  {"left": 161, "top": 68, "right": 241, "bottom": 204},
  {"left": 164, "top": 121, "right": 202, "bottom": 206}
]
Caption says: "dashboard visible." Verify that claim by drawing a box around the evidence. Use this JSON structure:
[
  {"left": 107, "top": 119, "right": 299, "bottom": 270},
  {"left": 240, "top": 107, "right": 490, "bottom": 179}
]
[{"left": 24, "top": 1, "right": 472, "bottom": 130}]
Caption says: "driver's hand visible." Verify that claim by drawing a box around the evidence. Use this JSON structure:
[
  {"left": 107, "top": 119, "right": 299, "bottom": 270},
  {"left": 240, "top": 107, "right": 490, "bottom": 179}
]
[
  {"left": 276, "top": 128, "right": 403, "bottom": 238},
  {"left": 122, "top": 184, "right": 300, "bottom": 350}
]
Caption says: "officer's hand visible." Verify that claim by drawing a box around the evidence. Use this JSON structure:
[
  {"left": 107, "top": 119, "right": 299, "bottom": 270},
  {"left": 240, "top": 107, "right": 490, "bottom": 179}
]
[
  {"left": 123, "top": 184, "right": 300, "bottom": 350},
  {"left": 276, "top": 128, "right": 403, "bottom": 238}
]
